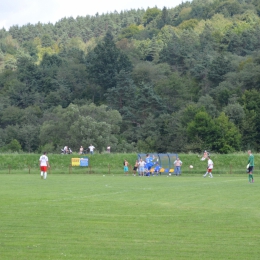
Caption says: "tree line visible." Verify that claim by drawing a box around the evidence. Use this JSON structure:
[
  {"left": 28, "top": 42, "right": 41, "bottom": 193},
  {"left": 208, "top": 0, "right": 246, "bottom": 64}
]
[{"left": 0, "top": 0, "right": 260, "bottom": 153}]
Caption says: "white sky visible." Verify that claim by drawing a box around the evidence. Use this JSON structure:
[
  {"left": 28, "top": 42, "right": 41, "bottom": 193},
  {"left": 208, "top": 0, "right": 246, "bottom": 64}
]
[{"left": 0, "top": 0, "right": 190, "bottom": 30}]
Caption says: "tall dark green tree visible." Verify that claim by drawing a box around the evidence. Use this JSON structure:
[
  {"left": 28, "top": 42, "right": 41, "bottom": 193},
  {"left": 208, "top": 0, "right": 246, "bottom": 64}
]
[
  {"left": 208, "top": 54, "right": 232, "bottom": 86},
  {"left": 187, "top": 110, "right": 217, "bottom": 152},
  {"left": 240, "top": 89, "right": 260, "bottom": 150},
  {"left": 105, "top": 70, "right": 136, "bottom": 119},
  {"left": 85, "top": 32, "right": 133, "bottom": 93}
]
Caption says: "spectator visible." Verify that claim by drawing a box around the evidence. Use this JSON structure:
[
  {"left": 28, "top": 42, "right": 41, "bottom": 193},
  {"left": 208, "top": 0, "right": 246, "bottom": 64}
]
[
  {"left": 88, "top": 144, "right": 95, "bottom": 155},
  {"left": 174, "top": 157, "right": 182, "bottom": 176},
  {"left": 124, "top": 159, "right": 129, "bottom": 175},
  {"left": 79, "top": 146, "right": 84, "bottom": 154},
  {"left": 138, "top": 158, "right": 145, "bottom": 176},
  {"left": 64, "top": 146, "right": 68, "bottom": 154},
  {"left": 133, "top": 160, "right": 138, "bottom": 176}
]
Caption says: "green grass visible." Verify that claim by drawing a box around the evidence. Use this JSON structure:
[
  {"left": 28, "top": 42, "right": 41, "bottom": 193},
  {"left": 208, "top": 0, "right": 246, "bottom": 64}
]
[{"left": 0, "top": 174, "right": 259, "bottom": 259}]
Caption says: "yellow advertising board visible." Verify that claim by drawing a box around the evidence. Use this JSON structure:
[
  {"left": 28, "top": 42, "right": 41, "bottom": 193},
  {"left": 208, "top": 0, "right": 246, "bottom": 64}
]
[{"left": 71, "top": 158, "right": 80, "bottom": 166}]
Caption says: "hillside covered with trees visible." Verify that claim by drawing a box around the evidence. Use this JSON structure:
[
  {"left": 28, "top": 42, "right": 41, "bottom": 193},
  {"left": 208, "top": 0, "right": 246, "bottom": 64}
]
[{"left": 1, "top": 0, "right": 260, "bottom": 153}]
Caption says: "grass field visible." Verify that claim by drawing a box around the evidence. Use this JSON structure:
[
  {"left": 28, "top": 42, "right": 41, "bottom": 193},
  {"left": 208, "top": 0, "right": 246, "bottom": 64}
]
[{"left": 0, "top": 173, "right": 259, "bottom": 260}]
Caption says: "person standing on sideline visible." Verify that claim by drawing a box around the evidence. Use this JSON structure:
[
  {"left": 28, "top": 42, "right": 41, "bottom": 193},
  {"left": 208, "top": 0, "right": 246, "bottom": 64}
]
[
  {"left": 247, "top": 150, "right": 255, "bottom": 183},
  {"left": 138, "top": 158, "right": 145, "bottom": 176},
  {"left": 124, "top": 159, "right": 129, "bottom": 175},
  {"left": 203, "top": 156, "right": 213, "bottom": 178},
  {"left": 88, "top": 144, "right": 95, "bottom": 155},
  {"left": 133, "top": 160, "right": 138, "bottom": 176},
  {"left": 107, "top": 146, "right": 111, "bottom": 153},
  {"left": 39, "top": 152, "right": 50, "bottom": 179},
  {"left": 174, "top": 157, "right": 182, "bottom": 176}
]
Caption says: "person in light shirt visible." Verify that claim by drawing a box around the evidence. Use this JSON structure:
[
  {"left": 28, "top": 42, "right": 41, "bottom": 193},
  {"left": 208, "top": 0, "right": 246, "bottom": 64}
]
[
  {"left": 88, "top": 144, "right": 95, "bottom": 155},
  {"left": 138, "top": 159, "right": 145, "bottom": 176},
  {"left": 174, "top": 157, "right": 182, "bottom": 176},
  {"left": 39, "top": 152, "right": 50, "bottom": 179},
  {"left": 203, "top": 156, "right": 213, "bottom": 178}
]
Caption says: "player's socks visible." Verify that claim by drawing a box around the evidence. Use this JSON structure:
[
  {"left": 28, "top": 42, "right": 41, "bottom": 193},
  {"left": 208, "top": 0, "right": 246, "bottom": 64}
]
[
  {"left": 44, "top": 172, "right": 47, "bottom": 179},
  {"left": 209, "top": 173, "right": 213, "bottom": 178},
  {"left": 41, "top": 172, "right": 43, "bottom": 179}
]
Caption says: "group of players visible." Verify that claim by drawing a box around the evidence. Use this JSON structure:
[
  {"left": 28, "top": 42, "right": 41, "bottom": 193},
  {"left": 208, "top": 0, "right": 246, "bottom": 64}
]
[
  {"left": 123, "top": 150, "right": 255, "bottom": 183},
  {"left": 124, "top": 152, "right": 210, "bottom": 177},
  {"left": 124, "top": 154, "right": 160, "bottom": 176},
  {"left": 38, "top": 150, "right": 255, "bottom": 182},
  {"left": 124, "top": 154, "right": 183, "bottom": 177},
  {"left": 201, "top": 150, "right": 255, "bottom": 183}
]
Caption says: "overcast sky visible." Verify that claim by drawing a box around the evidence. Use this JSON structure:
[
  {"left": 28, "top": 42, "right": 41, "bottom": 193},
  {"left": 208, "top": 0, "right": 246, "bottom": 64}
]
[{"left": 0, "top": 0, "right": 190, "bottom": 30}]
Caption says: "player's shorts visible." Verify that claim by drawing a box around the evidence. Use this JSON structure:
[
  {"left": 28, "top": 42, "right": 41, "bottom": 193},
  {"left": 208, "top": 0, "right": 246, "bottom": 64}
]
[
  {"left": 124, "top": 166, "right": 129, "bottom": 172},
  {"left": 248, "top": 166, "right": 254, "bottom": 173},
  {"left": 139, "top": 166, "right": 144, "bottom": 172},
  {"left": 40, "top": 166, "right": 47, "bottom": 172},
  {"left": 133, "top": 166, "right": 137, "bottom": 171},
  {"left": 208, "top": 168, "right": 212, "bottom": 173}
]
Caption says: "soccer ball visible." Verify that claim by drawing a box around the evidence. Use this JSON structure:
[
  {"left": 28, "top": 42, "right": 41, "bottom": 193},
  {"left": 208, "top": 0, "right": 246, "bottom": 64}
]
[
  {"left": 169, "top": 173, "right": 171, "bottom": 176},
  {"left": 189, "top": 165, "right": 193, "bottom": 169}
]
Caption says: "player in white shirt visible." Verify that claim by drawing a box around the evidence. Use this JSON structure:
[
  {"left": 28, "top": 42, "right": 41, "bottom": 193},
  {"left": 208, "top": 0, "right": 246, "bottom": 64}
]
[
  {"left": 203, "top": 156, "right": 213, "bottom": 178},
  {"left": 39, "top": 152, "right": 50, "bottom": 179}
]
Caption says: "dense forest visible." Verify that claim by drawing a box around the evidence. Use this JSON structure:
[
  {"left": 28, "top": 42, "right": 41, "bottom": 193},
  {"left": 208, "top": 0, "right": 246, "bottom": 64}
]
[{"left": 1, "top": 0, "right": 260, "bottom": 153}]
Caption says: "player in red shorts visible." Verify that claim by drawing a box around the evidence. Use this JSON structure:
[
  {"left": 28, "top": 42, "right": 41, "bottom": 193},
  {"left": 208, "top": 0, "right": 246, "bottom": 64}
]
[
  {"left": 203, "top": 156, "right": 213, "bottom": 178},
  {"left": 39, "top": 152, "right": 50, "bottom": 179}
]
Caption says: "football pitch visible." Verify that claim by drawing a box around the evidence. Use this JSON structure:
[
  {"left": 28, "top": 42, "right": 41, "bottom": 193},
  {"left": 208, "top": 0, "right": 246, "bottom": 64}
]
[{"left": 0, "top": 174, "right": 259, "bottom": 260}]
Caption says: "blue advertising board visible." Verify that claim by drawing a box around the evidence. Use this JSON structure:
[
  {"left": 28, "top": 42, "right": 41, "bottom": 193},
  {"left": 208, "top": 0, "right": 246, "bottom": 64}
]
[{"left": 80, "top": 157, "right": 88, "bottom": 167}]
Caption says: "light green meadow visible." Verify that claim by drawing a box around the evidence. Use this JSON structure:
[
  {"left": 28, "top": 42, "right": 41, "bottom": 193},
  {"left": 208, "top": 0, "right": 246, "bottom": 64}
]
[{"left": 0, "top": 173, "right": 259, "bottom": 260}]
